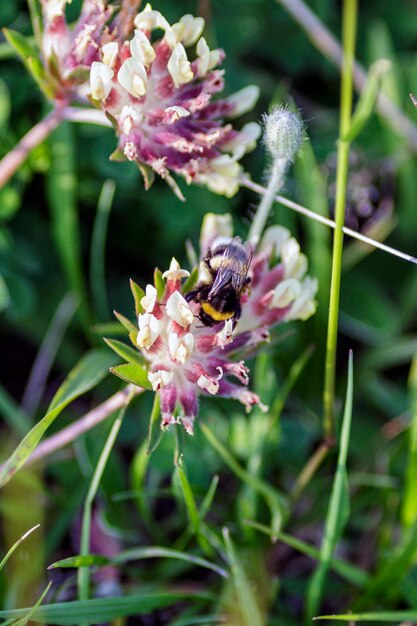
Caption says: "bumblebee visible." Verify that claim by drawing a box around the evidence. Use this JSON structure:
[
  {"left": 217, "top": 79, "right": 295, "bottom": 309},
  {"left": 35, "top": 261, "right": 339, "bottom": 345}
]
[{"left": 186, "top": 236, "right": 253, "bottom": 327}]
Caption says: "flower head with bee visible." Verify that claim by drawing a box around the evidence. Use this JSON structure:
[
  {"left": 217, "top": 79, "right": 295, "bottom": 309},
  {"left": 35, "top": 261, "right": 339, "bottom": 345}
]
[
  {"left": 110, "top": 214, "right": 318, "bottom": 435},
  {"left": 88, "top": 3, "right": 260, "bottom": 198}
]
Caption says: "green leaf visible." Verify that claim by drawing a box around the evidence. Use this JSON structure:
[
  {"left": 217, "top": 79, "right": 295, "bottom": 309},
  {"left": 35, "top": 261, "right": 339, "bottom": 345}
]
[
  {"left": 0, "top": 274, "right": 11, "bottom": 314},
  {"left": 182, "top": 267, "right": 199, "bottom": 295},
  {"left": 49, "top": 555, "right": 110, "bottom": 569},
  {"left": 306, "top": 351, "right": 353, "bottom": 622},
  {"left": 0, "top": 349, "right": 114, "bottom": 487},
  {"left": 344, "top": 59, "right": 391, "bottom": 142},
  {"left": 110, "top": 363, "right": 152, "bottom": 390},
  {"left": 146, "top": 393, "right": 163, "bottom": 454},
  {"left": 0, "top": 592, "right": 212, "bottom": 624},
  {"left": 153, "top": 268, "right": 165, "bottom": 299},
  {"left": 104, "top": 338, "right": 145, "bottom": 367},
  {"left": 130, "top": 279, "right": 145, "bottom": 316},
  {"left": 2, "top": 28, "right": 51, "bottom": 97},
  {"left": 114, "top": 311, "right": 138, "bottom": 345},
  {"left": 175, "top": 464, "right": 213, "bottom": 556}
]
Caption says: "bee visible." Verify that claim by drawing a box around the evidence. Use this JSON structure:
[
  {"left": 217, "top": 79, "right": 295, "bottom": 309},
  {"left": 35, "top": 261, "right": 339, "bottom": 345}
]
[{"left": 186, "top": 236, "right": 253, "bottom": 327}]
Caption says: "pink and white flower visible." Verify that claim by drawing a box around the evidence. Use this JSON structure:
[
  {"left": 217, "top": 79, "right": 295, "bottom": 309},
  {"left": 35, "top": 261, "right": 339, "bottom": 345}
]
[
  {"left": 88, "top": 3, "right": 261, "bottom": 197},
  {"left": 112, "top": 214, "right": 317, "bottom": 435}
]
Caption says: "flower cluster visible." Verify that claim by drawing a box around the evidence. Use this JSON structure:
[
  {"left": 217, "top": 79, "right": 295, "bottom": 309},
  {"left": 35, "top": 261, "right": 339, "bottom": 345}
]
[
  {"left": 40, "top": 0, "right": 122, "bottom": 101},
  {"left": 88, "top": 3, "right": 260, "bottom": 198},
  {"left": 112, "top": 214, "right": 317, "bottom": 435}
]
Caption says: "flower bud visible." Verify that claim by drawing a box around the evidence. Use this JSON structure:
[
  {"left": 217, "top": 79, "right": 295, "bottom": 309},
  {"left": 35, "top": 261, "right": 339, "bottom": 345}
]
[{"left": 263, "top": 106, "right": 303, "bottom": 162}]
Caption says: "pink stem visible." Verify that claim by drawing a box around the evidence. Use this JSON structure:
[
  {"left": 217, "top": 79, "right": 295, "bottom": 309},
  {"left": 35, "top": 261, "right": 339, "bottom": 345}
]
[
  {"left": 0, "top": 104, "right": 66, "bottom": 189},
  {"left": 27, "top": 385, "right": 143, "bottom": 466}
]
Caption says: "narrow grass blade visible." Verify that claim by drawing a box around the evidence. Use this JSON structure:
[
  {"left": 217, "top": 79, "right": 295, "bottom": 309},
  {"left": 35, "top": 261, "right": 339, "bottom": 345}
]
[
  {"left": 90, "top": 180, "right": 115, "bottom": 321},
  {"left": 200, "top": 421, "right": 286, "bottom": 537},
  {"left": 402, "top": 353, "right": 417, "bottom": 527},
  {"left": 222, "top": 528, "right": 264, "bottom": 626},
  {"left": 175, "top": 464, "right": 213, "bottom": 556},
  {"left": 314, "top": 611, "right": 417, "bottom": 622},
  {"left": 13, "top": 581, "right": 52, "bottom": 626},
  {"left": 306, "top": 351, "right": 354, "bottom": 622},
  {"left": 78, "top": 391, "right": 133, "bottom": 602},
  {"left": 344, "top": 59, "right": 391, "bottom": 141},
  {"left": 244, "top": 520, "right": 369, "bottom": 587},
  {"left": 49, "top": 555, "right": 110, "bottom": 569},
  {"left": 114, "top": 546, "right": 228, "bottom": 578},
  {"left": 47, "top": 122, "right": 90, "bottom": 333},
  {"left": 0, "top": 349, "right": 115, "bottom": 487},
  {"left": 22, "top": 293, "right": 78, "bottom": 417},
  {"left": 51, "top": 547, "right": 227, "bottom": 579},
  {"left": 0, "top": 524, "right": 40, "bottom": 571},
  {"left": 0, "top": 592, "right": 213, "bottom": 624}
]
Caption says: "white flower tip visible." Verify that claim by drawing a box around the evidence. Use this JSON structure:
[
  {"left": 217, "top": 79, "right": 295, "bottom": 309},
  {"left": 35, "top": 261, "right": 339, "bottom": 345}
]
[
  {"left": 90, "top": 61, "right": 114, "bottom": 101},
  {"left": 131, "top": 29, "right": 155, "bottom": 65},
  {"left": 179, "top": 14, "right": 205, "bottom": 47},
  {"left": 137, "top": 313, "right": 162, "bottom": 349},
  {"left": 215, "top": 319, "right": 234, "bottom": 348},
  {"left": 117, "top": 57, "right": 147, "bottom": 98},
  {"left": 197, "top": 374, "right": 220, "bottom": 395},
  {"left": 102, "top": 42, "right": 118, "bottom": 68},
  {"left": 167, "top": 42, "right": 194, "bottom": 88},
  {"left": 263, "top": 106, "right": 304, "bottom": 162},
  {"left": 148, "top": 369, "right": 174, "bottom": 391},
  {"left": 168, "top": 332, "right": 194, "bottom": 364},
  {"left": 140, "top": 284, "right": 157, "bottom": 313},
  {"left": 226, "top": 85, "right": 260, "bottom": 119},
  {"left": 166, "top": 291, "right": 194, "bottom": 327},
  {"left": 162, "top": 257, "right": 190, "bottom": 281}
]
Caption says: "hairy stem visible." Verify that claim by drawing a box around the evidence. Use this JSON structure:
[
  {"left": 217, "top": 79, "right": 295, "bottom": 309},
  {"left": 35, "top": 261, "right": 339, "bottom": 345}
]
[
  {"left": 248, "top": 158, "right": 287, "bottom": 245},
  {"left": 323, "top": 0, "right": 357, "bottom": 438},
  {"left": 240, "top": 177, "right": 417, "bottom": 266}
]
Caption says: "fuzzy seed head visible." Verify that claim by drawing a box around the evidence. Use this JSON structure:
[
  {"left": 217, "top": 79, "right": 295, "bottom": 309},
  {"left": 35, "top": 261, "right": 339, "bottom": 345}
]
[{"left": 263, "top": 106, "right": 304, "bottom": 162}]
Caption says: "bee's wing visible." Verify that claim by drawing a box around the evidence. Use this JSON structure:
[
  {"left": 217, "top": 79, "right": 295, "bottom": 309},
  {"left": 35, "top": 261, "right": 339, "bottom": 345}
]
[{"left": 209, "top": 237, "right": 253, "bottom": 298}]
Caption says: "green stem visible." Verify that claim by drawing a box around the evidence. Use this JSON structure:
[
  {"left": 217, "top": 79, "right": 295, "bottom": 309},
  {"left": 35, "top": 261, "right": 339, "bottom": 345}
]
[
  {"left": 323, "top": 0, "right": 357, "bottom": 439},
  {"left": 77, "top": 391, "right": 133, "bottom": 605},
  {"left": 247, "top": 157, "right": 287, "bottom": 245}
]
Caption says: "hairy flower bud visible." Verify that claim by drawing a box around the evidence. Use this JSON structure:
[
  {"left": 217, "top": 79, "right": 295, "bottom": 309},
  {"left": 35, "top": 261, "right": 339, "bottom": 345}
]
[{"left": 263, "top": 106, "right": 304, "bottom": 163}]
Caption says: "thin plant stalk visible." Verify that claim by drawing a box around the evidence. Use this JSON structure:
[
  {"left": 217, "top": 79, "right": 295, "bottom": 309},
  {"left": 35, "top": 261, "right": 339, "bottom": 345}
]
[
  {"left": 0, "top": 104, "right": 66, "bottom": 189},
  {"left": 25, "top": 386, "right": 141, "bottom": 466},
  {"left": 77, "top": 390, "right": 134, "bottom": 603},
  {"left": 323, "top": 0, "right": 358, "bottom": 439},
  {"left": 241, "top": 177, "right": 417, "bottom": 266}
]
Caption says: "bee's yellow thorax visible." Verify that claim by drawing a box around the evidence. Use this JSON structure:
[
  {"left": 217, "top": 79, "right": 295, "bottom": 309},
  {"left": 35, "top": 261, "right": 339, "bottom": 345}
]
[{"left": 201, "top": 302, "right": 234, "bottom": 322}]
